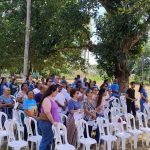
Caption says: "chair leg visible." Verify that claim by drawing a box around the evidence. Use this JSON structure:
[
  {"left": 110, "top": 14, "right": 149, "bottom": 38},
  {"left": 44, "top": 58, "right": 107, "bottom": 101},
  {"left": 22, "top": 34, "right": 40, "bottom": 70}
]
[
  {"left": 104, "top": 141, "right": 106, "bottom": 150},
  {"left": 31, "top": 142, "right": 34, "bottom": 150},
  {"left": 107, "top": 141, "right": 112, "bottom": 150},
  {"left": 133, "top": 134, "right": 138, "bottom": 149},
  {"left": 122, "top": 138, "right": 126, "bottom": 150},
  {"left": 85, "top": 144, "right": 91, "bottom": 150},
  {"left": 145, "top": 133, "right": 149, "bottom": 146}
]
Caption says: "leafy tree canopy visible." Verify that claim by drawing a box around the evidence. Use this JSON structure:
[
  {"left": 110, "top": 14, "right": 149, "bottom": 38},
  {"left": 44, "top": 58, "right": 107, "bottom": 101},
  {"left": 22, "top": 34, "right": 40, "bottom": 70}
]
[
  {"left": 87, "top": 0, "right": 150, "bottom": 82},
  {"left": 0, "top": 0, "right": 91, "bottom": 74}
]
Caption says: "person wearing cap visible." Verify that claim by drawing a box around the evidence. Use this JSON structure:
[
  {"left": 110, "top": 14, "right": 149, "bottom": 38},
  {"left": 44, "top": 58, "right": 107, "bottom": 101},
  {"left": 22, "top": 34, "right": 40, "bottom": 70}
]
[
  {"left": 111, "top": 79, "right": 119, "bottom": 97},
  {"left": 0, "top": 88, "right": 14, "bottom": 118}
]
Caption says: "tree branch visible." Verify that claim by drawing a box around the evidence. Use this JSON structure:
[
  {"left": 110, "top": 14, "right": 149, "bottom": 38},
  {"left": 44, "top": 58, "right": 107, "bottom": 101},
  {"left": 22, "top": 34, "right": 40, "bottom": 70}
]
[
  {"left": 98, "top": 0, "right": 121, "bottom": 14},
  {"left": 122, "top": 14, "right": 150, "bottom": 53}
]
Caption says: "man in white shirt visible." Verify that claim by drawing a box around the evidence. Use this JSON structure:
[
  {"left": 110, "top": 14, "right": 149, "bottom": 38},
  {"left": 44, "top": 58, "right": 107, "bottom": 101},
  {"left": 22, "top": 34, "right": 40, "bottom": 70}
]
[
  {"left": 33, "top": 82, "right": 42, "bottom": 95},
  {"left": 65, "top": 84, "right": 72, "bottom": 102},
  {"left": 54, "top": 85, "right": 67, "bottom": 115}
]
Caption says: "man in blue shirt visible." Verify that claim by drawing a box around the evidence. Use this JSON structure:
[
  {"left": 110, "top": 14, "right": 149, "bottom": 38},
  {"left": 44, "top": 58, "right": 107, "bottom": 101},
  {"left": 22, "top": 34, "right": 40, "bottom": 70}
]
[{"left": 111, "top": 79, "right": 119, "bottom": 97}]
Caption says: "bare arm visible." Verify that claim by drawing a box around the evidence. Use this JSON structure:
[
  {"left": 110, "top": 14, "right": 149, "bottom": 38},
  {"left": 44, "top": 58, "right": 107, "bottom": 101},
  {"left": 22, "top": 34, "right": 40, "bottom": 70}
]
[
  {"left": 0, "top": 102, "right": 8, "bottom": 108},
  {"left": 42, "top": 98, "right": 55, "bottom": 124}
]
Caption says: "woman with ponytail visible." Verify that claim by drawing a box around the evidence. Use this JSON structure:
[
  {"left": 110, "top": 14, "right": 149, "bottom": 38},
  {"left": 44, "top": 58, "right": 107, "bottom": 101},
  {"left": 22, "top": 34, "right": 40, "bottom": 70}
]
[
  {"left": 38, "top": 85, "right": 60, "bottom": 150},
  {"left": 96, "top": 88, "right": 107, "bottom": 117}
]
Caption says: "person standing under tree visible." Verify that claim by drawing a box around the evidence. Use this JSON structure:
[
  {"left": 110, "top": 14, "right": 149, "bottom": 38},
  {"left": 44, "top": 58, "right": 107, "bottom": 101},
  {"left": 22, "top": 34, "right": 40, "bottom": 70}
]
[
  {"left": 126, "top": 82, "right": 137, "bottom": 117},
  {"left": 138, "top": 82, "right": 148, "bottom": 112}
]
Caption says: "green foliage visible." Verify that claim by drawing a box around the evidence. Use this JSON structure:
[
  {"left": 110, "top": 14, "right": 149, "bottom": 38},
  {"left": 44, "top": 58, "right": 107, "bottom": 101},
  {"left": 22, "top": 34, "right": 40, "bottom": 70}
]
[
  {"left": 89, "top": 0, "right": 150, "bottom": 78},
  {"left": 0, "top": 0, "right": 90, "bottom": 74}
]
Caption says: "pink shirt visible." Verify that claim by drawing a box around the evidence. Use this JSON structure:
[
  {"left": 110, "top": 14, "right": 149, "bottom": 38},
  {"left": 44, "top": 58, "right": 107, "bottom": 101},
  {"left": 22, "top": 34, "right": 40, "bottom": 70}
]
[{"left": 41, "top": 97, "right": 60, "bottom": 122}]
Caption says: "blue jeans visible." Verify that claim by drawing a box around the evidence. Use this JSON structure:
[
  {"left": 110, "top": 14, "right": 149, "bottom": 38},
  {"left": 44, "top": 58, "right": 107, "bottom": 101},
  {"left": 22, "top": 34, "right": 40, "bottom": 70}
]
[
  {"left": 140, "top": 99, "right": 146, "bottom": 112},
  {"left": 37, "top": 120, "right": 54, "bottom": 150}
]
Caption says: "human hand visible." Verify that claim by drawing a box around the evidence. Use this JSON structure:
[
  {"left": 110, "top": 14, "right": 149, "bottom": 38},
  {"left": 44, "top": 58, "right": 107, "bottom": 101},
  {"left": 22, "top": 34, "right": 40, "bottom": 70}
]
[
  {"left": 53, "top": 122, "right": 58, "bottom": 127},
  {"left": 7, "top": 103, "right": 14, "bottom": 107},
  {"left": 79, "top": 109, "right": 84, "bottom": 113}
]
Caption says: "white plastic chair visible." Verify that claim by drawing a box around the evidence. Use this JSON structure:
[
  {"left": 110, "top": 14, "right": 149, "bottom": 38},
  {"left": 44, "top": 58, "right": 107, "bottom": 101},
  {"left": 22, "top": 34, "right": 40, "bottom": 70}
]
[
  {"left": 76, "top": 119, "right": 97, "bottom": 150},
  {"left": 17, "top": 110, "right": 25, "bottom": 137},
  {"left": 125, "top": 113, "right": 143, "bottom": 149},
  {"left": 113, "top": 115, "right": 132, "bottom": 150},
  {"left": 96, "top": 117, "right": 117, "bottom": 150},
  {"left": 111, "top": 107, "right": 126, "bottom": 126},
  {"left": 5, "top": 120, "right": 28, "bottom": 150},
  {"left": 24, "top": 117, "right": 42, "bottom": 150},
  {"left": 137, "top": 112, "right": 150, "bottom": 146},
  {"left": 60, "top": 114, "right": 68, "bottom": 125},
  {"left": 143, "top": 103, "right": 150, "bottom": 120},
  {"left": 110, "top": 96, "right": 121, "bottom": 108},
  {"left": 52, "top": 122, "right": 75, "bottom": 150},
  {"left": 0, "top": 112, "right": 8, "bottom": 148},
  {"left": 11, "top": 96, "right": 19, "bottom": 121}
]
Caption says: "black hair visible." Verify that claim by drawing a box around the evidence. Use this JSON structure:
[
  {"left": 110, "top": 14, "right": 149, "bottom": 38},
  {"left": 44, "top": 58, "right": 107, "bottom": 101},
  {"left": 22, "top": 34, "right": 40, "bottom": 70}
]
[
  {"left": 70, "top": 88, "right": 79, "bottom": 98},
  {"left": 1, "top": 77, "right": 6, "bottom": 84},
  {"left": 66, "top": 84, "right": 72, "bottom": 90},
  {"left": 93, "top": 81, "right": 96, "bottom": 84},
  {"left": 27, "top": 90, "right": 34, "bottom": 95},
  {"left": 86, "top": 89, "right": 92, "bottom": 96},
  {"left": 46, "top": 78, "right": 50, "bottom": 85},
  {"left": 104, "top": 79, "right": 108, "bottom": 83},
  {"left": 130, "top": 81, "right": 135, "bottom": 85},
  {"left": 38, "top": 84, "right": 58, "bottom": 113},
  {"left": 97, "top": 88, "right": 106, "bottom": 107},
  {"left": 138, "top": 82, "right": 143, "bottom": 93},
  {"left": 21, "top": 83, "right": 28, "bottom": 90},
  {"left": 77, "top": 75, "right": 80, "bottom": 78}
]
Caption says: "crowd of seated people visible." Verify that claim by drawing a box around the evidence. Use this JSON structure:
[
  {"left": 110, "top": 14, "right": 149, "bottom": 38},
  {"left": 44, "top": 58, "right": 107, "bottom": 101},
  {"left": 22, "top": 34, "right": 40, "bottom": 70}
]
[{"left": 0, "top": 74, "right": 148, "bottom": 150}]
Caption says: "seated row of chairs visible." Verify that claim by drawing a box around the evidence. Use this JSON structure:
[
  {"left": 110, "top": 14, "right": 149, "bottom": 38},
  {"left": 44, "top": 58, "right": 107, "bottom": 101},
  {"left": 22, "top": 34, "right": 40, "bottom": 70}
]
[{"left": 0, "top": 95, "right": 150, "bottom": 150}]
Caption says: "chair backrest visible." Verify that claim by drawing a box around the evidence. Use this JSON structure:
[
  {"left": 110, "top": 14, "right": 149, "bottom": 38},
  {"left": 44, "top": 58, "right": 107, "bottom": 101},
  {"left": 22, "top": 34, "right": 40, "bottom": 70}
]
[
  {"left": 52, "top": 122, "right": 68, "bottom": 145},
  {"left": 103, "top": 107, "right": 111, "bottom": 121},
  {"left": 24, "top": 117, "right": 33, "bottom": 138},
  {"left": 60, "top": 114, "right": 68, "bottom": 125},
  {"left": 76, "top": 119, "right": 90, "bottom": 139},
  {"left": 73, "top": 112, "right": 84, "bottom": 121},
  {"left": 125, "top": 113, "right": 136, "bottom": 130},
  {"left": 111, "top": 107, "right": 121, "bottom": 122},
  {"left": 137, "top": 112, "right": 148, "bottom": 128},
  {"left": 97, "top": 117, "right": 111, "bottom": 136},
  {"left": 0, "top": 112, "right": 8, "bottom": 131},
  {"left": 18, "top": 110, "right": 25, "bottom": 127},
  {"left": 113, "top": 115, "right": 125, "bottom": 134},
  {"left": 120, "top": 96, "right": 126, "bottom": 106},
  {"left": 111, "top": 97, "right": 120, "bottom": 107},
  {"left": 5, "top": 120, "right": 23, "bottom": 143},
  {"left": 28, "top": 117, "right": 39, "bottom": 136}
]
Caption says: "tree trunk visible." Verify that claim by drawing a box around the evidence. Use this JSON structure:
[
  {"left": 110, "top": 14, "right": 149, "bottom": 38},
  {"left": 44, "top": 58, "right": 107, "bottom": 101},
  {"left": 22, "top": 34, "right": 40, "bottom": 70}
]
[
  {"left": 115, "top": 60, "right": 130, "bottom": 94},
  {"left": 23, "top": 0, "right": 31, "bottom": 82}
]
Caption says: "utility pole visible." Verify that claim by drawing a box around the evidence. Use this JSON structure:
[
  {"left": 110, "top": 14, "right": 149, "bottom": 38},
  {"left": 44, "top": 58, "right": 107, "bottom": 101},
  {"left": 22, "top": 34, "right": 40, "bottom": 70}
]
[{"left": 23, "top": 0, "right": 31, "bottom": 82}]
